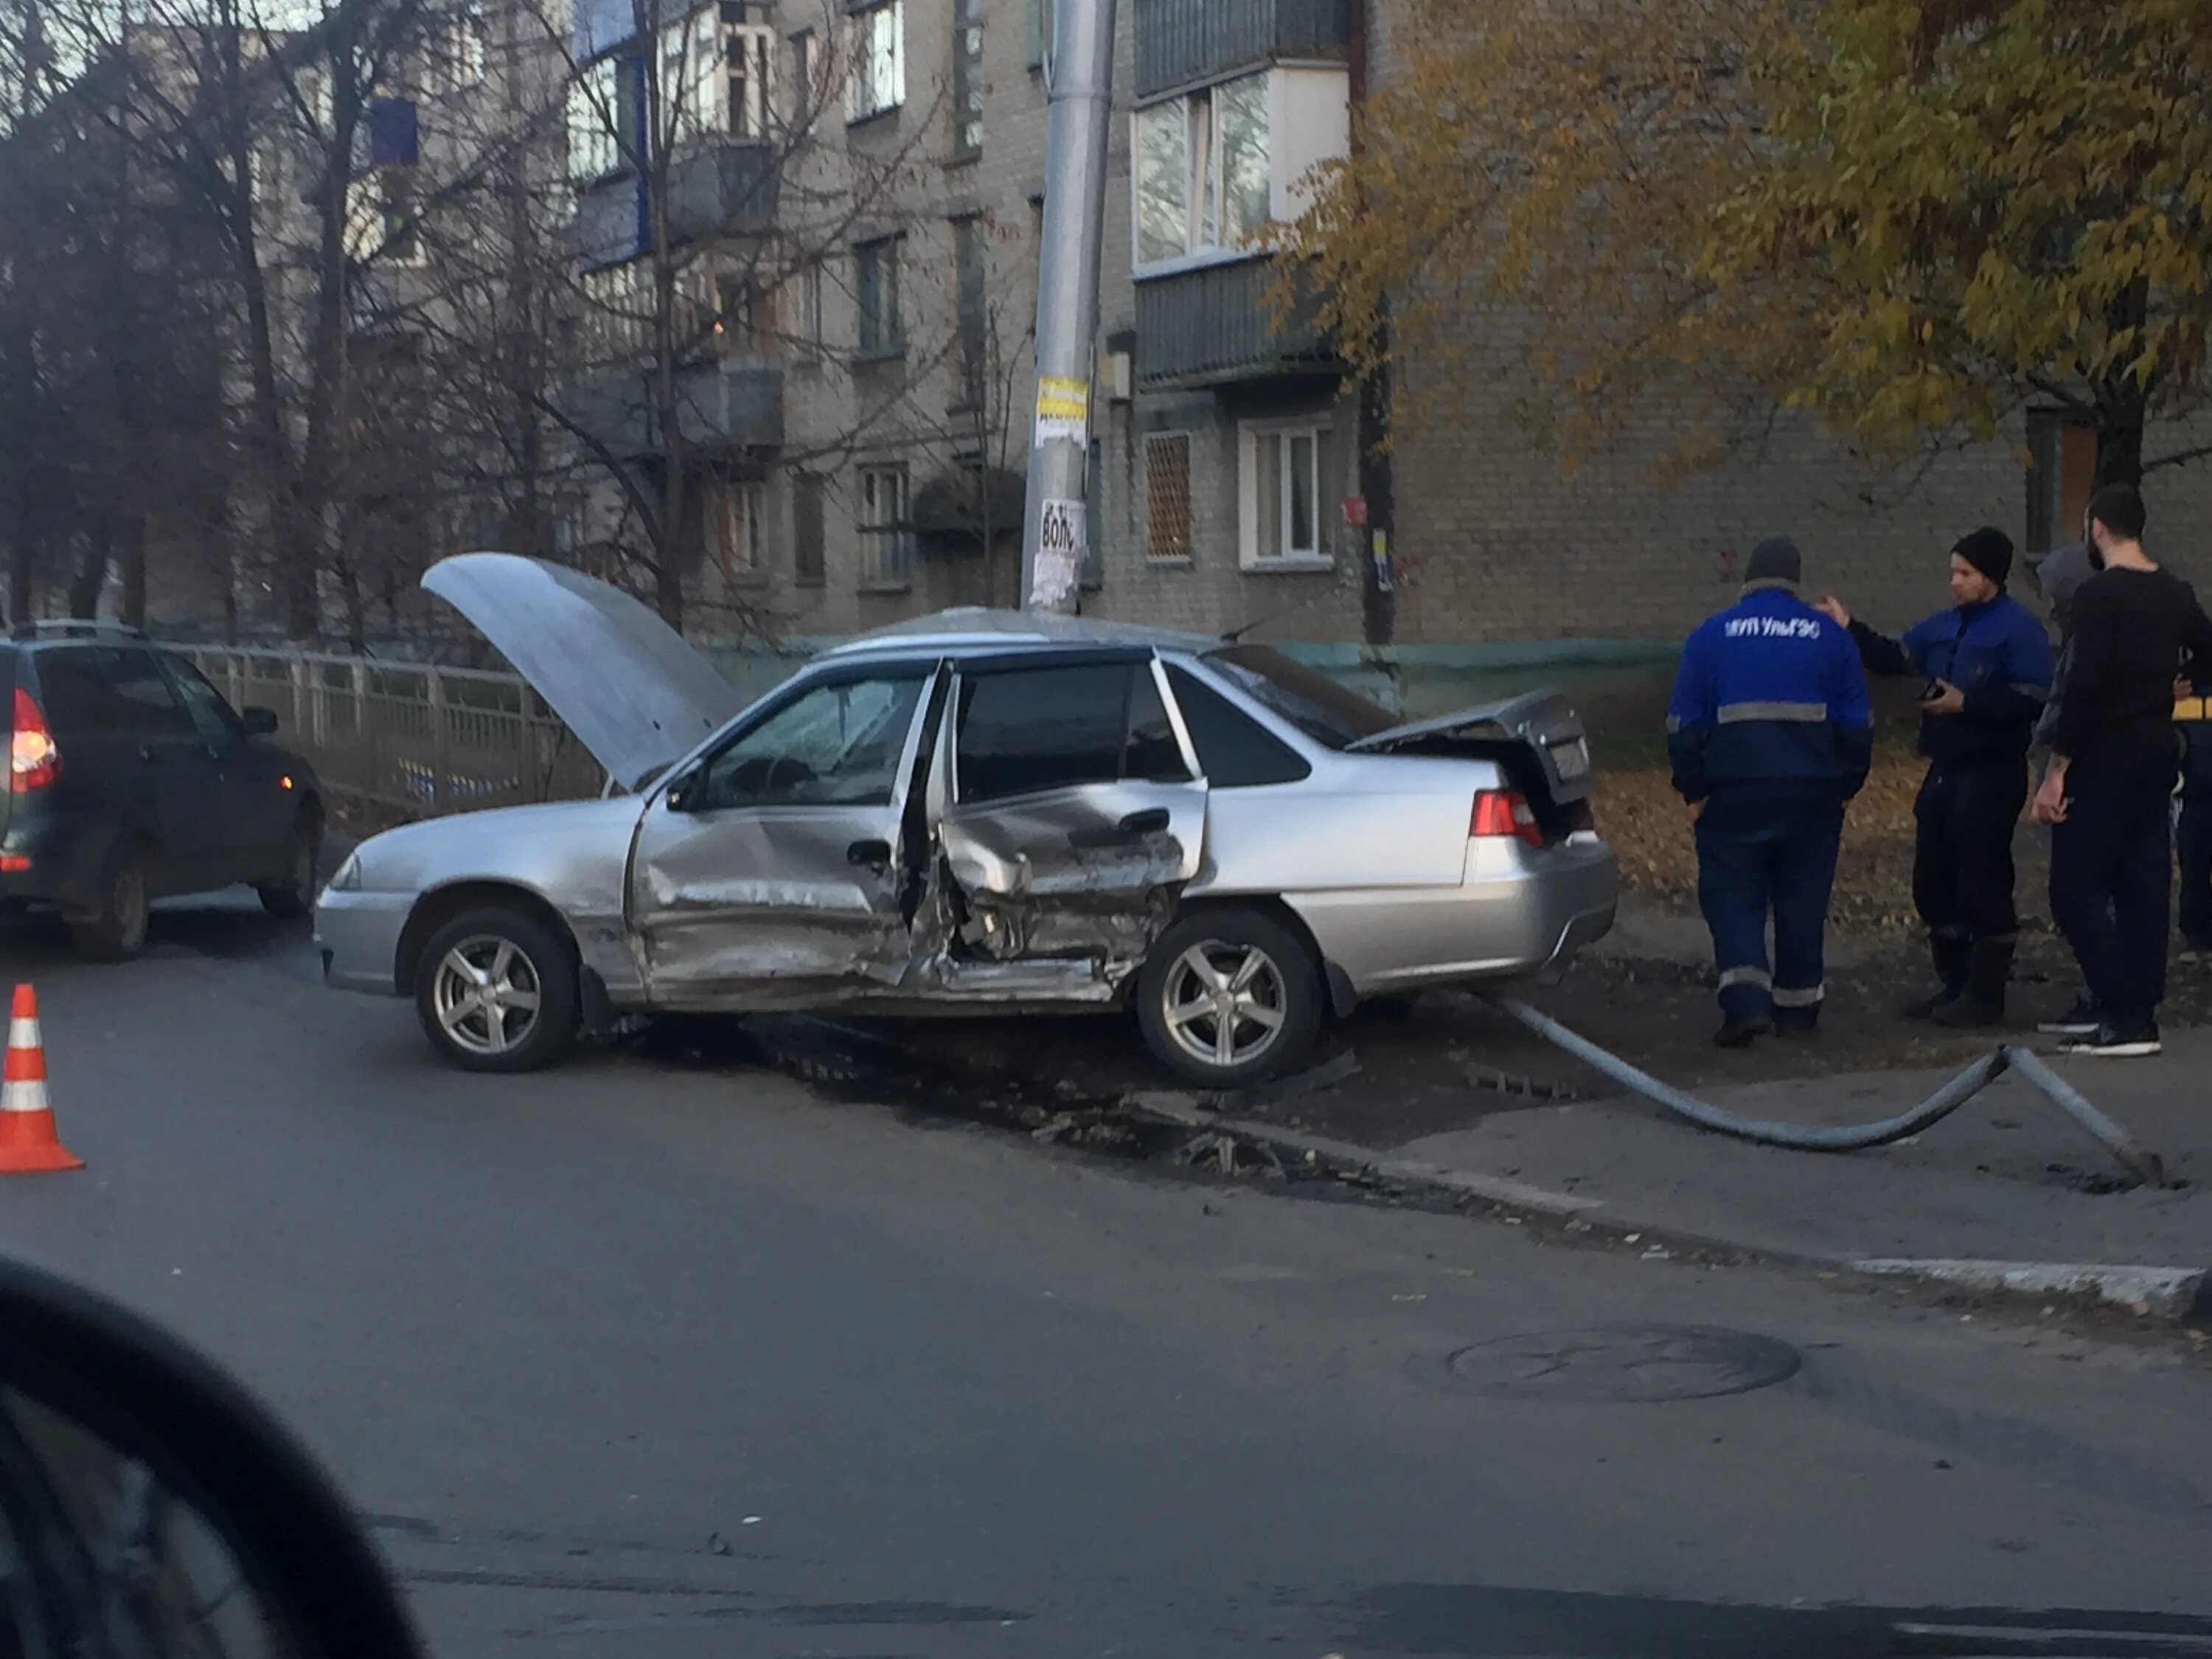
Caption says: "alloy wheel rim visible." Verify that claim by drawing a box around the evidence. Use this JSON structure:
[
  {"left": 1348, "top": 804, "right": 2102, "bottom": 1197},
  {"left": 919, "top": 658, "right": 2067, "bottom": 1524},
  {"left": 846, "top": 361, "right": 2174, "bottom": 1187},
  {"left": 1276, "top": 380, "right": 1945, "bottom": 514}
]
[
  {"left": 1161, "top": 941, "right": 1288, "bottom": 1071},
  {"left": 431, "top": 935, "right": 543, "bottom": 1058}
]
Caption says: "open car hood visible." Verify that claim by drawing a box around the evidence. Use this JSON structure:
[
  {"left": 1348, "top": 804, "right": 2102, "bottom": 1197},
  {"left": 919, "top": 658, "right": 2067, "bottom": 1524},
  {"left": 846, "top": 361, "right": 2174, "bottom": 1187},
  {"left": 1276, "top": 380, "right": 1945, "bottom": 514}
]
[
  {"left": 421, "top": 554, "right": 746, "bottom": 793},
  {"left": 1346, "top": 689, "right": 1595, "bottom": 801}
]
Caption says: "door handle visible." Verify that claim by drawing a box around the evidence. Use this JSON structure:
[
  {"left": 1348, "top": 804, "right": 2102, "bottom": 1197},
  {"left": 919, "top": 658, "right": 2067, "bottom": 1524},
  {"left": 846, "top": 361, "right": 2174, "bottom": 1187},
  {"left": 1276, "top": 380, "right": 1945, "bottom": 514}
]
[
  {"left": 1118, "top": 808, "right": 1172, "bottom": 837},
  {"left": 847, "top": 838, "right": 893, "bottom": 869}
]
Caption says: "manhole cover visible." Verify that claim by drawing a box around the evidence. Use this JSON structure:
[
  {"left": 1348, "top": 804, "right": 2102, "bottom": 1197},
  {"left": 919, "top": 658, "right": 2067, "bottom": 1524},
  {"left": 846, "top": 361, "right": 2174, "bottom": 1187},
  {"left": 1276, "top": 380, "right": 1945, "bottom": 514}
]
[{"left": 1447, "top": 1325, "right": 1801, "bottom": 1403}]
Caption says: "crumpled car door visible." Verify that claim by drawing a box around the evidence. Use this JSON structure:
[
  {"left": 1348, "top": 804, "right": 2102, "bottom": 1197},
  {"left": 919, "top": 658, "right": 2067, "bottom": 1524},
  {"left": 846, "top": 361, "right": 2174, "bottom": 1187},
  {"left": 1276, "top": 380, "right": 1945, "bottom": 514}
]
[
  {"left": 627, "top": 663, "right": 941, "bottom": 1007},
  {"left": 932, "top": 652, "right": 1206, "bottom": 978}
]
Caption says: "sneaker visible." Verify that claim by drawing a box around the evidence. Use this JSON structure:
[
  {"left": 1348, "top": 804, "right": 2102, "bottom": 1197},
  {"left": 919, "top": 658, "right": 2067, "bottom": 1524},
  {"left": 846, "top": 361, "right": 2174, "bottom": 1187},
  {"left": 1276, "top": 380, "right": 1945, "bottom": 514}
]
[
  {"left": 2037, "top": 995, "right": 2102, "bottom": 1037},
  {"left": 2058, "top": 1023, "right": 2163, "bottom": 1058},
  {"left": 1714, "top": 1016, "right": 1773, "bottom": 1050}
]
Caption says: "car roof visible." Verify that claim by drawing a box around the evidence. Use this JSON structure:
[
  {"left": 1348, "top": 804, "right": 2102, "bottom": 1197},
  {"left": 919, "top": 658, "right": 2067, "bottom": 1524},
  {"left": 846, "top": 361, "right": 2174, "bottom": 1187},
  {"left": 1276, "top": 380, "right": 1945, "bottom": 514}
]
[
  {"left": 4, "top": 622, "right": 155, "bottom": 650},
  {"left": 817, "top": 608, "right": 1220, "bottom": 664}
]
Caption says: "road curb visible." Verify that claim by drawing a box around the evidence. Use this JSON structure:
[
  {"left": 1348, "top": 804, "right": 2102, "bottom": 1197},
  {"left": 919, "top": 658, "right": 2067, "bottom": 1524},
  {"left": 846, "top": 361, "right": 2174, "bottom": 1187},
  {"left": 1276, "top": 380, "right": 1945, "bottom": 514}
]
[{"left": 1122, "top": 1093, "right": 2212, "bottom": 1329}]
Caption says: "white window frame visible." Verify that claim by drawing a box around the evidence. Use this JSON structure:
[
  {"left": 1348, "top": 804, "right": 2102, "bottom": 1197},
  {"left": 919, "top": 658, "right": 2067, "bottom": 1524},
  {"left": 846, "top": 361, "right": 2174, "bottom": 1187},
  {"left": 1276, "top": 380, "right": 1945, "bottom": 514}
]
[
  {"left": 659, "top": 6, "right": 720, "bottom": 144},
  {"left": 796, "top": 260, "right": 826, "bottom": 357},
  {"left": 428, "top": 12, "right": 487, "bottom": 95},
  {"left": 846, "top": 0, "right": 905, "bottom": 124},
  {"left": 727, "top": 20, "right": 775, "bottom": 138},
  {"left": 714, "top": 476, "right": 770, "bottom": 579},
  {"left": 1238, "top": 418, "right": 1335, "bottom": 571},
  {"left": 344, "top": 169, "right": 428, "bottom": 268},
  {"left": 581, "top": 261, "right": 648, "bottom": 361},
  {"left": 1133, "top": 72, "right": 1271, "bottom": 275},
  {"left": 858, "top": 464, "right": 912, "bottom": 586},
  {"left": 566, "top": 56, "right": 626, "bottom": 183}
]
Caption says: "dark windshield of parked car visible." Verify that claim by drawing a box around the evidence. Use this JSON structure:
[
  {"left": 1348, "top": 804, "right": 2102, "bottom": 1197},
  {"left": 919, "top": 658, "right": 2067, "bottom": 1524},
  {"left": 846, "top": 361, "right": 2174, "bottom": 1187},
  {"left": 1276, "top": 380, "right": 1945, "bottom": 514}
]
[{"left": 1201, "top": 644, "right": 1398, "bottom": 749}]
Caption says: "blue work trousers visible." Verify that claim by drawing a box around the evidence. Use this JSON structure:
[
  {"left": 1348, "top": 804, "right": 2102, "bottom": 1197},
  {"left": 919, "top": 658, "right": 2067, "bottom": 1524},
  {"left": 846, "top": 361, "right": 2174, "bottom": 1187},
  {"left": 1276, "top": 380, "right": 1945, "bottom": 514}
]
[{"left": 1695, "top": 783, "right": 1847, "bottom": 1028}]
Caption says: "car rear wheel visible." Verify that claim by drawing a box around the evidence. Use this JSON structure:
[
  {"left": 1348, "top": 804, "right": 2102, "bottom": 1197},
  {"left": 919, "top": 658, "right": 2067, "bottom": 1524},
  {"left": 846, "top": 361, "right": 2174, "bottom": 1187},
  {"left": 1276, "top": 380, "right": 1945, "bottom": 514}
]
[
  {"left": 414, "top": 908, "right": 580, "bottom": 1074},
  {"left": 1135, "top": 908, "right": 1322, "bottom": 1088},
  {"left": 257, "top": 810, "right": 322, "bottom": 920},
  {"left": 69, "top": 852, "right": 151, "bottom": 963}
]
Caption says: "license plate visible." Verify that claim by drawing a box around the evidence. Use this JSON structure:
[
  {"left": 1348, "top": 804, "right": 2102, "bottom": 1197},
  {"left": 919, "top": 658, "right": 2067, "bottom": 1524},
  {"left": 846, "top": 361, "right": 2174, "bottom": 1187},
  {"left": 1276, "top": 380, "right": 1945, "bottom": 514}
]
[{"left": 1549, "top": 737, "right": 1591, "bottom": 780}]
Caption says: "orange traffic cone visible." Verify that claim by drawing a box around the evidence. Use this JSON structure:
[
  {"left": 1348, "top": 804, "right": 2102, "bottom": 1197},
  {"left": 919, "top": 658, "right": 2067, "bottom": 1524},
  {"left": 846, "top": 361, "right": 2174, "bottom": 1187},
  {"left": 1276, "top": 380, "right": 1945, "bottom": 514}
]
[{"left": 1, "top": 985, "right": 82, "bottom": 1175}]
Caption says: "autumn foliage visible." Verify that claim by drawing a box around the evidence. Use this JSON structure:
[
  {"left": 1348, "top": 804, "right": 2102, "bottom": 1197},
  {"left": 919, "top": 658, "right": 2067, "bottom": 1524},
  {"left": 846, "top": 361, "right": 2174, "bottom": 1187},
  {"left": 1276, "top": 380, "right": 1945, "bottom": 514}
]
[{"left": 1280, "top": 0, "right": 2212, "bottom": 485}]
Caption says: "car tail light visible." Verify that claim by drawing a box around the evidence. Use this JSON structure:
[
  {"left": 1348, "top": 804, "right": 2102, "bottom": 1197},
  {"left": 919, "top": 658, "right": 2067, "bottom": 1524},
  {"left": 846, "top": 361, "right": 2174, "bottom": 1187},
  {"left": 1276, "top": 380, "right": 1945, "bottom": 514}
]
[
  {"left": 10, "top": 688, "right": 58, "bottom": 793},
  {"left": 1471, "top": 788, "right": 1544, "bottom": 849}
]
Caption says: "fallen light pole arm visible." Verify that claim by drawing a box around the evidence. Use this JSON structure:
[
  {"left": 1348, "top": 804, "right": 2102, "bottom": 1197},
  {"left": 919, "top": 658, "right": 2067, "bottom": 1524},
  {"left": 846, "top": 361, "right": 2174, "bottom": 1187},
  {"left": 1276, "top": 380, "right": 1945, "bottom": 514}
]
[{"left": 1481, "top": 998, "right": 2171, "bottom": 1188}]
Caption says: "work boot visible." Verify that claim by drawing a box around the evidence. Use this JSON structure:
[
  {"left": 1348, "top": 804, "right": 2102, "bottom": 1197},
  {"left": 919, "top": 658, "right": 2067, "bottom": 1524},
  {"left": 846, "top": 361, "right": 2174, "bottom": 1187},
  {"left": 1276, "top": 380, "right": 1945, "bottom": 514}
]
[
  {"left": 1713, "top": 1015, "right": 1773, "bottom": 1049},
  {"left": 1902, "top": 933, "right": 1971, "bottom": 1020},
  {"left": 1931, "top": 938, "right": 2013, "bottom": 1029}
]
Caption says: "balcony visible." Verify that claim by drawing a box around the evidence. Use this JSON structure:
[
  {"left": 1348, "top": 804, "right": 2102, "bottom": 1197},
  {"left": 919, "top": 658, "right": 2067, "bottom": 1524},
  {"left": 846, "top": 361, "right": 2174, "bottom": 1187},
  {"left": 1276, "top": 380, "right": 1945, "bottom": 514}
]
[
  {"left": 1133, "top": 257, "right": 1338, "bottom": 390},
  {"left": 564, "top": 361, "right": 785, "bottom": 459},
  {"left": 672, "top": 359, "right": 784, "bottom": 449},
  {"left": 664, "top": 140, "right": 781, "bottom": 244},
  {"left": 1133, "top": 0, "right": 1351, "bottom": 99}
]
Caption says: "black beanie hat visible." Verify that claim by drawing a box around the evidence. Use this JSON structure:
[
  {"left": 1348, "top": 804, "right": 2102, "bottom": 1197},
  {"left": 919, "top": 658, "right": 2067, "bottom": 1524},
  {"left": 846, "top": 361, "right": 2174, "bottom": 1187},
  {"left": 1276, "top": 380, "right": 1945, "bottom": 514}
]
[
  {"left": 1953, "top": 526, "right": 2014, "bottom": 587},
  {"left": 1743, "top": 535, "right": 1802, "bottom": 588}
]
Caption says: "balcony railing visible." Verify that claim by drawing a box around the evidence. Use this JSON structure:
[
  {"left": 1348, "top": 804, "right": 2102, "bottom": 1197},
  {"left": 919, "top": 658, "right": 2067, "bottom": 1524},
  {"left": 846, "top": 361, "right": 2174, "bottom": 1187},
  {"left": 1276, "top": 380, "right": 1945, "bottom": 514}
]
[
  {"left": 665, "top": 140, "right": 781, "bottom": 244},
  {"left": 565, "top": 360, "right": 784, "bottom": 458},
  {"left": 1133, "top": 0, "right": 1351, "bottom": 99},
  {"left": 1134, "top": 257, "right": 1338, "bottom": 390}
]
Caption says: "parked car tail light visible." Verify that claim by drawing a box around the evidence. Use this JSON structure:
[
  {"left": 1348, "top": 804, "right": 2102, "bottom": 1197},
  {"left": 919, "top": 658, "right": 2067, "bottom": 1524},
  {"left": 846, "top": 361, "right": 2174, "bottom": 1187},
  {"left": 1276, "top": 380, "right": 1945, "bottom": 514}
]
[
  {"left": 1471, "top": 789, "right": 1544, "bottom": 849},
  {"left": 10, "top": 689, "right": 58, "bottom": 793}
]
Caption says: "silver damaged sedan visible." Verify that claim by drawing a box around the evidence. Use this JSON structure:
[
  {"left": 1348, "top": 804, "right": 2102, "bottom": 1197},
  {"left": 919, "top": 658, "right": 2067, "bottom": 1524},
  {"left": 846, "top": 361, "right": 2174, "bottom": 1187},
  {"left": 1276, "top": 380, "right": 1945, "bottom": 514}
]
[{"left": 316, "top": 554, "right": 1619, "bottom": 1085}]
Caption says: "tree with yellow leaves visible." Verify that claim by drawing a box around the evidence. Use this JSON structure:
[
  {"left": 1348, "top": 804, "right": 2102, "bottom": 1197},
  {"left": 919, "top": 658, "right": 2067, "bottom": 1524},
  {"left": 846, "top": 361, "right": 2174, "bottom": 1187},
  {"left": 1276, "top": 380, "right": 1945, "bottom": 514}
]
[{"left": 1280, "top": 0, "right": 2212, "bottom": 487}]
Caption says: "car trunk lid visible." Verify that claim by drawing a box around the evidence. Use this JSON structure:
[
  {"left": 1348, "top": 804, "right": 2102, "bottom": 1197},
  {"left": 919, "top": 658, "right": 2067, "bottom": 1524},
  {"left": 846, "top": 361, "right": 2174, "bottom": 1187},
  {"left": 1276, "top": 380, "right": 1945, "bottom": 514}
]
[
  {"left": 421, "top": 554, "right": 746, "bottom": 793},
  {"left": 1345, "top": 690, "right": 1596, "bottom": 837}
]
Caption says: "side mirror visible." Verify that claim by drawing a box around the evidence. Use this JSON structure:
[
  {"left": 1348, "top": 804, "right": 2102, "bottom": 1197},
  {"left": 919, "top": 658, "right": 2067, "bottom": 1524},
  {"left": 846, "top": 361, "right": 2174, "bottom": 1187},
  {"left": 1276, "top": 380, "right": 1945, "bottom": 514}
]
[
  {"left": 0, "top": 1256, "right": 422, "bottom": 1658},
  {"left": 240, "top": 707, "right": 280, "bottom": 737}
]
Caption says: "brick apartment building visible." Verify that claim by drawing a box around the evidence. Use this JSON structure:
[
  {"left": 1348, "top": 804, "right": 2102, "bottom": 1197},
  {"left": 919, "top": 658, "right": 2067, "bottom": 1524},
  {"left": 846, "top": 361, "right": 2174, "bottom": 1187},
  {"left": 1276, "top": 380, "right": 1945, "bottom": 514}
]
[{"left": 549, "top": 0, "right": 2212, "bottom": 653}]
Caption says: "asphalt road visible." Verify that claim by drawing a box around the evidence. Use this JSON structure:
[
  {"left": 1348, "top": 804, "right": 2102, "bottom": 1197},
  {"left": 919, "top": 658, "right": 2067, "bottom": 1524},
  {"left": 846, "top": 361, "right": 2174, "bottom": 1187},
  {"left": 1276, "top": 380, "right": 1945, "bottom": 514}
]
[{"left": 2, "top": 894, "right": 2211, "bottom": 1658}]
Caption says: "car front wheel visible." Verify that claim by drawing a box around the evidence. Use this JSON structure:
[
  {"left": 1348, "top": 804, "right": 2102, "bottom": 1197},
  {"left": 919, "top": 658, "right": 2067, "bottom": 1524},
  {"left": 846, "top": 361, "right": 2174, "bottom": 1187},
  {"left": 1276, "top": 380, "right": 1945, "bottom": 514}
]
[
  {"left": 1135, "top": 908, "right": 1323, "bottom": 1088},
  {"left": 414, "top": 908, "right": 580, "bottom": 1074},
  {"left": 257, "top": 809, "right": 322, "bottom": 920}
]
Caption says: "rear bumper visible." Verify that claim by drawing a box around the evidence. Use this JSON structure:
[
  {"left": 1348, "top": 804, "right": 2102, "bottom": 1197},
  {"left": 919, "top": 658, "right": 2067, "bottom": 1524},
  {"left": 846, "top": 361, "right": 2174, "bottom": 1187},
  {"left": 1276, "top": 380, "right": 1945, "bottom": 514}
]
[
  {"left": 1284, "top": 836, "right": 1619, "bottom": 996},
  {"left": 0, "top": 818, "right": 106, "bottom": 911},
  {"left": 313, "top": 890, "right": 411, "bottom": 995}
]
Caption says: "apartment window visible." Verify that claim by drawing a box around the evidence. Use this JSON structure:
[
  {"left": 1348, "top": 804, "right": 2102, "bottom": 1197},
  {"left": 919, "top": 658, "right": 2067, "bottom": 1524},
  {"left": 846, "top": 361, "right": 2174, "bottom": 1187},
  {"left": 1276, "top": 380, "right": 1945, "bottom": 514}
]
[
  {"left": 712, "top": 274, "right": 774, "bottom": 355},
  {"left": 790, "top": 29, "right": 819, "bottom": 126},
  {"left": 566, "top": 56, "right": 630, "bottom": 181},
  {"left": 796, "top": 260, "right": 826, "bottom": 356},
  {"left": 660, "top": 7, "right": 720, "bottom": 142},
  {"left": 1135, "top": 73, "right": 1270, "bottom": 269},
  {"left": 1239, "top": 420, "right": 1335, "bottom": 568},
  {"left": 581, "top": 262, "right": 648, "bottom": 359},
  {"left": 847, "top": 0, "right": 905, "bottom": 122},
  {"left": 953, "top": 216, "right": 987, "bottom": 408},
  {"left": 859, "top": 465, "right": 911, "bottom": 585},
  {"left": 727, "top": 19, "right": 774, "bottom": 137},
  {"left": 1145, "top": 433, "right": 1193, "bottom": 562},
  {"left": 713, "top": 475, "right": 768, "bottom": 579},
  {"left": 952, "top": 0, "right": 984, "bottom": 159},
  {"left": 855, "top": 236, "right": 902, "bottom": 355},
  {"left": 344, "top": 170, "right": 425, "bottom": 267},
  {"left": 2027, "top": 410, "right": 2098, "bottom": 554},
  {"left": 428, "top": 12, "right": 487, "bottom": 94},
  {"left": 794, "top": 473, "right": 827, "bottom": 585}
]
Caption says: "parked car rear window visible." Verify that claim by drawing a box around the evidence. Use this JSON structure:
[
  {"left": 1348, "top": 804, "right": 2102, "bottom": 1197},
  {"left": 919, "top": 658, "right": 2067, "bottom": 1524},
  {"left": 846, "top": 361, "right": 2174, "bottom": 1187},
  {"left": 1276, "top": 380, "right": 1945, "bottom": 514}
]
[
  {"left": 1203, "top": 644, "right": 1397, "bottom": 749},
  {"left": 38, "top": 647, "right": 195, "bottom": 739},
  {"left": 1164, "top": 666, "right": 1312, "bottom": 787},
  {"left": 957, "top": 662, "right": 1190, "bottom": 803}
]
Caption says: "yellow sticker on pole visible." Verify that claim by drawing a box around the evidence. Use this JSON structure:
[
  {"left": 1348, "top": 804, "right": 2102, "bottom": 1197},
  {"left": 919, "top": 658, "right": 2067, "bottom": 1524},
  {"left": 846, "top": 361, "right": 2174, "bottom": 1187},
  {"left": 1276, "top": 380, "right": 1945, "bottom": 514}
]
[{"left": 1034, "top": 376, "right": 1091, "bottom": 445}]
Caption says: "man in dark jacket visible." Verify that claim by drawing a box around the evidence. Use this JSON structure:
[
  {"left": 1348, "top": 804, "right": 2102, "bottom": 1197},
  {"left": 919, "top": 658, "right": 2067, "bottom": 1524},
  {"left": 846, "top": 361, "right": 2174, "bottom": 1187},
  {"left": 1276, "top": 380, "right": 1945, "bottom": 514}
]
[
  {"left": 1818, "top": 528, "right": 2052, "bottom": 1026},
  {"left": 1669, "top": 535, "right": 1874, "bottom": 1048}
]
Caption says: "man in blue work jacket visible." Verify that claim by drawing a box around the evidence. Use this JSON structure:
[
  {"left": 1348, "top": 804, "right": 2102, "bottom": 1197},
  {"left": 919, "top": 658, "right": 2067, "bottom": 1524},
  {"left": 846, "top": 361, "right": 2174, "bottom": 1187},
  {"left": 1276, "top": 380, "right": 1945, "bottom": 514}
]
[
  {"left": 1818, "top": 528, "right": 2052, "bottom": 1027},
  {"left": 1669, "top": 535, "right": 1874, "bottom": 1048}
]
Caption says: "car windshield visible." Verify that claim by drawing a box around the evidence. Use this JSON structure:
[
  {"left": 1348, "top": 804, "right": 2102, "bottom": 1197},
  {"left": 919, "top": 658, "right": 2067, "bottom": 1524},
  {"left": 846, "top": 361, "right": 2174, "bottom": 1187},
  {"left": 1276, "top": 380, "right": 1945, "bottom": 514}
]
[{"left": 1200, "top": 644, "right": 1401, "bottom": 748}]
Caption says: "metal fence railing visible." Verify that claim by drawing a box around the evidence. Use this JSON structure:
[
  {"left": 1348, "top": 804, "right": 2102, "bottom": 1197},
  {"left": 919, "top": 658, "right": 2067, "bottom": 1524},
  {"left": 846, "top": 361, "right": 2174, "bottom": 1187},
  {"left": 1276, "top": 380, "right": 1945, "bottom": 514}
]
[{"left": 189, "top": 647, "right": 608, "bottom": 815}]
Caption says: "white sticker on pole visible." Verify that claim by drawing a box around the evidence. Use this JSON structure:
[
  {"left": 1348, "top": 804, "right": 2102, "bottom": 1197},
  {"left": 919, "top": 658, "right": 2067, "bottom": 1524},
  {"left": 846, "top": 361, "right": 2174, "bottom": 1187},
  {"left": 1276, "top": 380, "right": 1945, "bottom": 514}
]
[
  {"left": 1032, "top": 497, "right": 1086, "bottom": 607},
  {"left": 1034, "top": 376, "right": 1091, "bottom": 446}
]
